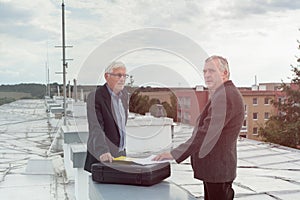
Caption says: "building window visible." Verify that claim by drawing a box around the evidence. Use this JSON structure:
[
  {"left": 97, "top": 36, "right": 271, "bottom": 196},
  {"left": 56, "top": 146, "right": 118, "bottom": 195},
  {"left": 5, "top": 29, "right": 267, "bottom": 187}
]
[
  {"left": 243, "top": 119, "right": 247, "bottom": 127},
  {"left": 178, "top": 97, "right": 183, "bottom": 107},
  {"left": 179, "top": 97, "right": 191, "bottom": 109},
  {"left": 177, "top": 110, "right": 182, "bottom": 120},
  {"left": 253, "top": 127, "right": 258, "bottom": 135},
  {"left": 264, "top": 112, "right": 270, "bottom": 120},
  {"left": 244, "top": 105, "right": 247, "bottom": 115},
  {"left": 253, "top": 112, "right": 258, "bottom": 120},
  {"left": 264, "top": 98, "right": 270, "bottom": 105},
  {"left": 184, "top": 97, "right": 191, "bottom": 109},
  {"left": 183, "top": 112, "right": 191, "bottom": 124},
  {"left": 253, "top": 98, "right": 258, "bottom": 105}
]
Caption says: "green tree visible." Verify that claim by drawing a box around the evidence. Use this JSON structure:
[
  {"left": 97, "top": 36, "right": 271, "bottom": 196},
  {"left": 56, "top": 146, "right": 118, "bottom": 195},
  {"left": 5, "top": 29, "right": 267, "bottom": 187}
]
[
  {"left": 129, "top": 91, "right": 150, "bottom": 115},
  {"left": 162, "top": 93, "right": 177, "bottom": 120},
  {"left": 129, "top": 90, "right": 178, "bottom": 121},
  {"left": 260, "top": 64, "right": 300, "bottom": 148}
]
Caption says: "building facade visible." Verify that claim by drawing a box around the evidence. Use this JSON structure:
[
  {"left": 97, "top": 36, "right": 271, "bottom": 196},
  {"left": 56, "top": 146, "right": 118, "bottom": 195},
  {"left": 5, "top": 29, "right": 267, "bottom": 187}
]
[
  {"left": 76, "top": 82, "right": 286, "bottom": 140},
  {"left": 239, "top": 83, "right": 285, "bottom": 139},
  {"left": 240, "top": 90, "right": 275, "bottom": 139},
  {"left": 173, "top": 83, "right": 285, "bottom": 140},
  {"left": 174, "top": 87, "right": 209, "bottom": 125}
]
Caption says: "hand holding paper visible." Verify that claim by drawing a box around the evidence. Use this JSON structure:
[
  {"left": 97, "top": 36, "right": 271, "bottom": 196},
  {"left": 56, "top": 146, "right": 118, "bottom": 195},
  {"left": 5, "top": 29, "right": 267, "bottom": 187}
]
[
  {"left": 152, "top": 152, "right": 174, "bottom": 161},
  {"left": 131, "top": 155, "right": 169, "bottom": 165},
  {"left": 113, "top": 154, "right": 173, "bottom": 165}
]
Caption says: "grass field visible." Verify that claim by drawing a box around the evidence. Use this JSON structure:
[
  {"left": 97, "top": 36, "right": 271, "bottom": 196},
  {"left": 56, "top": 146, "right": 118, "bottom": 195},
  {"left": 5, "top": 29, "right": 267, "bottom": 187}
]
[{"left": 0, "top": 92, "right": 32, "bottom": 99}]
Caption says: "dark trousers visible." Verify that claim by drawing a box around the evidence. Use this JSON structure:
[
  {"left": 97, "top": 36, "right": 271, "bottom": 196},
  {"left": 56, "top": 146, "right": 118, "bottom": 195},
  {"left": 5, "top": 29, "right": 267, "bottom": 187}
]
[{"left": 203, "top": 181, "right": 234, "bottom": 200}]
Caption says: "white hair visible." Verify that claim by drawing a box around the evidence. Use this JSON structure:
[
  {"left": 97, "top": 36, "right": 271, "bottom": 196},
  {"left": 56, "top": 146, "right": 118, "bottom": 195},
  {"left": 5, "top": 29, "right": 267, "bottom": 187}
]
[{"left": 105, "top": 61, "right": 126, "bottom": 73}]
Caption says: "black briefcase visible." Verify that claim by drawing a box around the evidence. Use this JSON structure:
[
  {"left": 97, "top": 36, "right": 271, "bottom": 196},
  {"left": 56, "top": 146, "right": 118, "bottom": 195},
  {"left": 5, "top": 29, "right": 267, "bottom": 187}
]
[{"left": 91, "top": 161, "right": 171, "bottom": 186}]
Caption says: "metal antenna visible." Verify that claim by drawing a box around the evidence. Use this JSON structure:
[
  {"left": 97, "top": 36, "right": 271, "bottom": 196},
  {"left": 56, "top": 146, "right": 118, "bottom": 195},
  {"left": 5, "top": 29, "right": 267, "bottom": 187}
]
[
  {"left": 62, "top": 2, "right": 67, "bottom": 125},
  {"left": 55, "top": 2, "right": 73, "bottom": 125}
]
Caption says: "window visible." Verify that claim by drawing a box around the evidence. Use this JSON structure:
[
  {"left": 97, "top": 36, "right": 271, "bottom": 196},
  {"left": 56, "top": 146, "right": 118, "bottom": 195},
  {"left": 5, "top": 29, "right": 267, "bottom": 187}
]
[
  {"left": 240, "top": 119, "right": 247, "bottom": 132},
  {"left": 179, "top": 97, "right": 191, "bottom": 109},
  {"left": 253, "top": 98, "right": 258, "bottom": 105},
  {"left": 184, "top": 97, "right": 191, "bottom": 109},
  {"left": 253, "top": 112, "right": 258, "bottom": 120},
  {"left": 244, "top": 105, "right": 247, "bottom": 115},
  {"left": 178, "top": 97, "right": 183, "bottom": 108},
  {"left": 177, "top": 110, "right": 182, "bottom": 119},
  {"left": 264, "top": 112, "right": 270, "bottom": 120},
  {"left": 183, "top": 112, "right": 191, "bottom": 124},
  {"left": 264, "top": 98, "right": 269, "bottom": 105},
  {"left": 243, "top": 119, "right": 247, "bottom": 127},
  {"left": 253, "top": 127, "right": 258, "bottom": 135}
]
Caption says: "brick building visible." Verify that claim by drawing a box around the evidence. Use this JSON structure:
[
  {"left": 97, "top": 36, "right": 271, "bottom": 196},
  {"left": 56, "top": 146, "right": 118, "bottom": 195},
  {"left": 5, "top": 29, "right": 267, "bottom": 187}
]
[
  {"left": 238, "top": 83, "right": 285, "bottom": 139},
  {"left": 135, "top": 83, "right": 286, "bottom": 140}
]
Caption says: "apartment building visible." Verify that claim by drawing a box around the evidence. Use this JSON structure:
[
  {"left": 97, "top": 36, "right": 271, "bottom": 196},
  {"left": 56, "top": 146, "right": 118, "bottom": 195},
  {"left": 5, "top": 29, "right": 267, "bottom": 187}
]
[
  {"left": 240, "top": 89, "right": 275, "bottom": 139},
  {"left": 239, "top": 83, "right": 285, "bottom": 139}
]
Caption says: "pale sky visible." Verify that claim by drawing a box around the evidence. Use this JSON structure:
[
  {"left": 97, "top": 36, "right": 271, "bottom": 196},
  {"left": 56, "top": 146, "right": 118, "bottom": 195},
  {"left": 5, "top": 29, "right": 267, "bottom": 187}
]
[{"left": 1, "top": 0, "right": 300, "bottom": 87}]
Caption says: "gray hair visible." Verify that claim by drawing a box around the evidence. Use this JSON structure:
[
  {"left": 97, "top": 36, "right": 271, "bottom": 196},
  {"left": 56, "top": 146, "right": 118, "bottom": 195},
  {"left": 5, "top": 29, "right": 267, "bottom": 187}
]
[
  {"left": 205, "top": 55, "right": 230, "bottom": 78},
  {"left": 105, "top": 61, "right": 126, "bottom": 73}
]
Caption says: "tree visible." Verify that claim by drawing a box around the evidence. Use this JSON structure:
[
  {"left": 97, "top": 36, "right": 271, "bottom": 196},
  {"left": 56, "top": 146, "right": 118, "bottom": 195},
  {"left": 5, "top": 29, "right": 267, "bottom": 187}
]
[
  {"left": 129, "top": 91, "right": 150, "bottom": 115},
  {"left": 259, "top": 56, "right": 300, "bottom": 148},
  {"left": 162, "top": 93, "right": 177, "bottom": 120},
  {"left": 129, "top": 90, "right": 178, "bottom": 121}
]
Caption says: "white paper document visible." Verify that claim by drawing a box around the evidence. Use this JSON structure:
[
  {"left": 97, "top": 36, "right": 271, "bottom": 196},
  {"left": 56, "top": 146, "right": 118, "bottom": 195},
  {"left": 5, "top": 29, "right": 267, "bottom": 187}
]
[{"left": 131, "top": 155, "right": 170, "bottom": 165}]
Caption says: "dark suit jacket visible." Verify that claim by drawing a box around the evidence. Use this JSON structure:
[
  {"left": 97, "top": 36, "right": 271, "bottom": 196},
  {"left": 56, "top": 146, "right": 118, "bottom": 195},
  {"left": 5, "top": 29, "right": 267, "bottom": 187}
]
[
  {"left": 171, "top": 80, "right": 244, "bottom": 183},
  {"left": 84, "top": 84, "right": 128, "bottom": 172}
]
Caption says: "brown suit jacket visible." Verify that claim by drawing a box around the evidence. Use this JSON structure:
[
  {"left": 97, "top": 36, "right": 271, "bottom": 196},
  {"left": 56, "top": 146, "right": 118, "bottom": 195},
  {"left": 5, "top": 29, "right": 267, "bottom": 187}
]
[{"left": 171, "top": 80, "right": 244, "bottom": 183}]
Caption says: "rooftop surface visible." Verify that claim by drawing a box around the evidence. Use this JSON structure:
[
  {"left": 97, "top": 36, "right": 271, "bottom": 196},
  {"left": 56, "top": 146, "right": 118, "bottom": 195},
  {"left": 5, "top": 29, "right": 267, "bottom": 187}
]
[{"left": 0, "top": 99, "right": 299, "bottom": 200}]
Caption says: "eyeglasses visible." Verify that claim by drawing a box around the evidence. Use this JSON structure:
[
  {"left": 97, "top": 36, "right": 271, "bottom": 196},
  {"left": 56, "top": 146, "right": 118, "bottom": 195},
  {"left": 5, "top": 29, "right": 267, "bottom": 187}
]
[{"left": 108, "top": 73, "right": 129, "bottom": 78}]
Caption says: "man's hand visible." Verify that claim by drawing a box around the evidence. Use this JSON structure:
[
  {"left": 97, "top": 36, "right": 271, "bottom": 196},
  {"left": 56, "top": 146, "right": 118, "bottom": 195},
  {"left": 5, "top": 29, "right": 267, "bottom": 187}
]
[
  {"left": 152, "top": 152, "right": 174, "bottom": 161},
  {"left": 99, "top": 152, "right": 114, "bottom": 162}
]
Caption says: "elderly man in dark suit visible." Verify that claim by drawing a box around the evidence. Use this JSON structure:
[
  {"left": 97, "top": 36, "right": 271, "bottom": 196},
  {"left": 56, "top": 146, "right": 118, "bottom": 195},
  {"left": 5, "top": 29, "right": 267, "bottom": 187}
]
[
  {"left": 84, "top": 61, "right": 129, "bottom": 172},
  {"left": 154, "top": 55, "right": 244, "bottom": 200}
]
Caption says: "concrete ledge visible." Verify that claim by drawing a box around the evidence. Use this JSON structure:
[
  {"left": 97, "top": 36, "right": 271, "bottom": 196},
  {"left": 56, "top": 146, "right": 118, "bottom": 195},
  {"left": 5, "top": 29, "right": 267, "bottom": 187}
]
[
  {"left": 69, "top": 143, "right": 89, "bottom": 200},
  {"left": 61, "top": 125, "right": 88, "bottom": 144},
  {"left": 70, "top": 143, "right": 87, "bottom": 168},
  {"left": 50, "top": 107, "right": 64, "bottom": 114}
]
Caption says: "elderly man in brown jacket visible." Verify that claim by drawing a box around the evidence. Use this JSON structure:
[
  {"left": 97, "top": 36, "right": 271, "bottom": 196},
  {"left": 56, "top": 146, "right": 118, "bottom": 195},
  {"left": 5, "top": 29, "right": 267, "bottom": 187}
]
[{"left": 154, "top": 55, "right": 245, "bottom": 200}]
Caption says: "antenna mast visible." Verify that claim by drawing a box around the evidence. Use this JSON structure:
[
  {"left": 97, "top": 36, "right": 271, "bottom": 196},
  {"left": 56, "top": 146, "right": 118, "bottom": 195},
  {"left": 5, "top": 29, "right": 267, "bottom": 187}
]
[{"left": 62, "top": 1, "right": 67, "bottom": 125}]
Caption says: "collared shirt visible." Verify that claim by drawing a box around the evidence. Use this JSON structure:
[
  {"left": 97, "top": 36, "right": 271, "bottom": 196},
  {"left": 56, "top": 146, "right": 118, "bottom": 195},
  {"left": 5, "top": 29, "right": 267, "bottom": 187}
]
[{"left": 106, "top": 85, "right": 126, "bottom": 151}]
